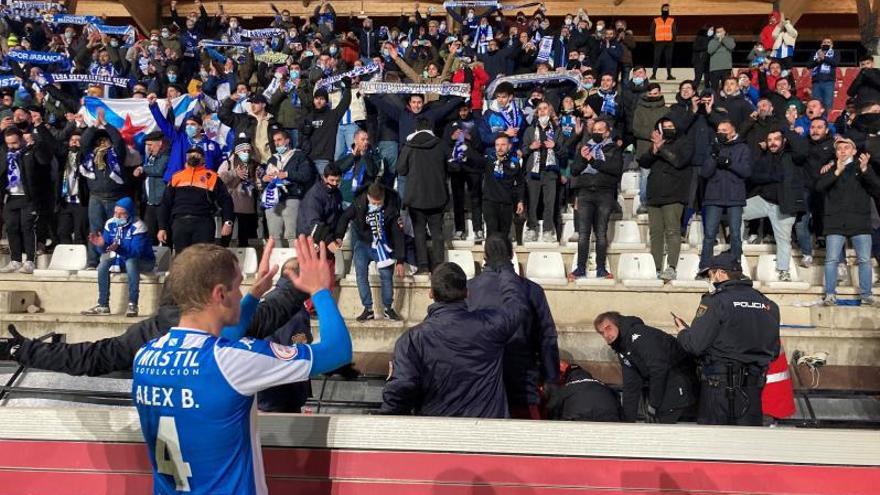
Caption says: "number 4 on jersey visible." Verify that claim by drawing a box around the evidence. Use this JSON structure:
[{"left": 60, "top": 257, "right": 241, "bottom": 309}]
[{"left": 156, "top": 416, "right": 193, "bottom": 492}]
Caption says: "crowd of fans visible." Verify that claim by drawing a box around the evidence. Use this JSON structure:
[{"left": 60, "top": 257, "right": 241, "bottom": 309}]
[{"left": 0, "top": 0, "right": 878, "bottom": 321}]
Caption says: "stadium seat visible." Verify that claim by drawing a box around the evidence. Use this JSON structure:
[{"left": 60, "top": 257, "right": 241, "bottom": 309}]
[
  {"left": 448, "top": 250, "right": 477, "bottom": 278},
  {"left": 270, "top": 248, "right": 297, "bottom": 279},
  {"left": 229, "top": 247, "right": 259, "bottom": 276},
  {"left": 670, "top": 253, "right": 710, "bottom": 289},
  {"left": 610, "top": 220, "right": 644, "bottom": 249},
  {"left": 631, "top": 194, "right": 642, "bottom": 218},
  {"left": 743, "top": 241, "right": 775, "bottom": 253},
  {"left": 756, "top": 254, "right": 810, "bottom": 290},
  {"left": 618, "top": 252, "right": 663, "bottom": 287},
  {"left": 574, "top": 252, "right": 615, "bottom": 286},
  {"left": 525, "top": 251, "right": 567, "bottom": 285},
  {"left": 686, "top": 217, "right": 703, "bottom": 247},
  {"left": 33, "top": 245, "right": 88, "bottom": 277},
  {"left": 561, "top": 220, "right": 576, "bottom": 247},
  {"left": 620, "top": 171, "right": 640, "bottom": 194}
]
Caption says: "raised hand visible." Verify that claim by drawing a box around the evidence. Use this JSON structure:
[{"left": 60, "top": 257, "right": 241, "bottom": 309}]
[
  {"left": 249, "top": 238, "right": 279, "bottom": 299},
  {"left": 292, "top": 235, "right": 331, "bottom": 295}
]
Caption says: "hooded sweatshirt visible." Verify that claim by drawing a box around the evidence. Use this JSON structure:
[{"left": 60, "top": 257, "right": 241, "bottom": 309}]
[{"left": 98, "top": 197, "right": 155, "bottom": 265}]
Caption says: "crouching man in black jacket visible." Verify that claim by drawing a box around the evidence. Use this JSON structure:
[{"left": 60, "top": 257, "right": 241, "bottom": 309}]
[
  {"left": 594, "top": 311, "right": 698, "bottom": 423},
  {"left": 468, "top": 234, "right": 559, "bottom": 419},
  {"left": 381, "top": 261, "right": 530, "bottom": 417}
]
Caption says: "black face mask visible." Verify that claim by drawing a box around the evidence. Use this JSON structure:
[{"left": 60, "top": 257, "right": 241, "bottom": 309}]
[
  {"left": 662, "top": 128, "right": 676, "bottom": 140},
  {"left": 715, "top": 132, "right": 728, "bottom": 143},
  {"left": 855, "top": 112, "right": 880, "bottom": 133},
  {"left": 15, "top": 121, "right": 29, "bottom": 131},
  {"left": 821, "top": 44, "right": 831, "bottom": 51},
  {"left": 186, "top": 156, "right": 202, "bottom": 166},
  {"left": 697, "top": 103, "right": 709, "bottom": 115},
  {"left": 661, "top": 9, "right": 669, "bottom": 17},
  {"left": 645, "top": 95, "right": 663, "bottom": 102},
  {"left": 69, "top": 145, "right": 80, "bottom": 153},
  {"left": 590, "top": 132, "right": 604, "bottom": 142}
]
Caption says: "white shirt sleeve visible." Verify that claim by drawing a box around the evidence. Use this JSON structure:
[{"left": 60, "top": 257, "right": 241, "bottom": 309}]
[{"left": 214, "top": 338, "right": 313, "bottom": 397}]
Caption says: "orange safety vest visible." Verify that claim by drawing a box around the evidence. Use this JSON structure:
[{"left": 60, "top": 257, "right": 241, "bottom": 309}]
[
  {"left": 653, "top": 17, "right": 675, "bottom": 42},
  {"left": 761, "top": 343, "right": 796, "bottom": 419},
  {"left": 170, "top": 165, "right": 219, "bottom": 191}
]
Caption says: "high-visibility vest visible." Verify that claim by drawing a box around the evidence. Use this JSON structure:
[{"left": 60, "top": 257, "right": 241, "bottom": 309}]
[
  {"left": 761, "top": 343, "right": 796, "bottom": 419},
  {"left": 653, "top": 17, "right": 675, "bottom": 42}
]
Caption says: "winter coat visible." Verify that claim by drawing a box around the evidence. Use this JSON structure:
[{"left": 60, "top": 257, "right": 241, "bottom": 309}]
[
  {"left": 296, "top": 180, "right": 343, "bottom": 244},
  {"left": 815, "top": 159, "right": 880, "bottom": 236},
  {"left": 570, "top": 140, "right": 623, "bottom": 194},
  {"left": 639, "top": 134, "right": 695, "bottom": 206},
  {"left": 747, "top": 130, "right": 808, "bottom": 215},
  {"left": 700, "top": 136, "right": 752, "bottom": 207},
  {"left": 632, "top": 95, "right": 669, "bottom": 159},
  {"left": 396, "top": 129, "right": 449, "bottom": 209},
  {"left": 707, "top": 35, "right": 735, "bottom": 72}
]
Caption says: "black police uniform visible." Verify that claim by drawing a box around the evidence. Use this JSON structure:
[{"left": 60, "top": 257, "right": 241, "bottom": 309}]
[{"left": 678, "top": 277, "right": 780, "bottom": 426}]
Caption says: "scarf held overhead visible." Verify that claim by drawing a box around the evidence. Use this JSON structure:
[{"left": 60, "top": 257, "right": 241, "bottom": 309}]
[{"left": 360, "top": 81, "right": 471, "bottom": 98}]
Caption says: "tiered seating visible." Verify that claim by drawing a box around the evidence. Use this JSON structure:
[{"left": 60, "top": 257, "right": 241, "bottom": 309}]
[
  {"left": 525, "top": 251, "right": 567, "bottom": 286},
  {"left": 756, "top": 254, "right": 811, "bottom": 290},
  {"left": 229, "top": 247, "right": 259, "bottom": 277},
  {"left": 32, "top": 245, "right": 87, "bottom": 277},
  {"left": 670, "top": 253, "right": 710, "bottom": 289},
  {"left": 618, "top": 253, "right": 664, "bottom": 288},
  {"left": 448, "top": 250, "right": 477, "bottom": 278},
  {"left": 609, "top": 220, "right": 645, "bottom": 250}
]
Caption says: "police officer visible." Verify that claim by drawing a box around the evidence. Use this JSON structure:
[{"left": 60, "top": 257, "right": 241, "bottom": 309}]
[
  {"left": 594, "top": 311, "right": 697, "bottom": 423},
  {"left": 675, "top": 252, "right": 781, "bottom": 426},
  {"left": 158, "top": 146, "right": 234, "bottom": 253}
]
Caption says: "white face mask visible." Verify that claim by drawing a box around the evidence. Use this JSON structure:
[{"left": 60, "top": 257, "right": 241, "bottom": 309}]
[
  {"left": 237, "top": 152, "right": 250, "bottom": 162},
  {"left": 538, "top": 115, "right": 550, "bottom": 126},
  {"left": 368, "top": 203, "right": 381, "bottom": 212}
]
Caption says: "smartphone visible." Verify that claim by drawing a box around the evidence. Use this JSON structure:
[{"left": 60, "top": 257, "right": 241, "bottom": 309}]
[{"left": 671, "top": 312, "right": 687, "bottom": 328}]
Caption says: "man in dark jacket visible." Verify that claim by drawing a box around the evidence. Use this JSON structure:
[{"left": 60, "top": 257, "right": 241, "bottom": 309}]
[
  {"left": 336, "top": 129, "right": 382, "bottom": 204},
  {"left": 468, "top": 234, "right": 559, "bottom": 419},
  {"left": 815, "top": 138, "right": 880, "bottom": 305},
  {"left": 297, "top": 163, "right": 344, "bottom": 246},
  {"left": 445, "top": 106, "right": 484, "bottom": 241},
  {"left": 595, "top": 311, "right": 697, "bottom": 423},
  {"left": 335, "top": 182, "right": 405, "bottom": 321},
  {"left": 846, "top": 55, "right": 880, "bottom": 107},
  {"left": 569, "top": 119, "right": 622, "bottom": 280},
  {"left": 2, "top": 245, "right": 310, "bottom": 376},
  {"left": 743, "top": 129, "right": 808, "bottom": 281},
  {"left": 396, "top": 119, "right": 448, "bottom": 274},
  {"left": 304, "top": 82, "right": 352, "bottom": 174},
  {"left": 596, "top": 27, "right": 623, "bottom": 77},
  {"left": 699, "top": 120, "right": 752, "bottom": 271},
  {"left": 381, "top": 261, "right": 529, "bottom": 417},
  {"left": 741, "top": 98, "right": 787, "bottom": 155},
  {"left": 0, "top": 126, "right": 55, "bottom": 274},
  {"left": 132, "top": 132, "right": 168, "bottom": 245},
  {"left": 466, "top": 133, "right": 525, "bottom": 240},
  {"left": 54, "top": 130, "right": 90, "bottom": 247},
  {"left": 545, "top": 364, "right": 622, "bottom": 422},
  {"left": 715, "top": 77, "right": 755, "bottom": 131},
  {"left": 263, "top": 128, "right": 317, "bottom": 246},
  {"left": 477, "top": 36, "right": 522, "bottom": 80},
  {"left": 639, "top": 118, "right": 694, "bottom": 281},
  {"left": 796, "top": 118, "right": 836, "bottom": 266}
]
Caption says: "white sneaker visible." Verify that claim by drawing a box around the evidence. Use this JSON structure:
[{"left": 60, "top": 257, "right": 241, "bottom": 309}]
[
  {"left": 0, "top": 261, "right": 22, "bottom": 273},
  {"left": 746, "top": 234, "right": 759, "bottom": 244},
  {"left": 526, "top": 229, "right": 538, "bottom": 242},
  {"left": 19, "top": 261, "right": 35, "bottom": 274},
  {"left": 541, "top": 232, "right": 557, "bottom": 243},
  {"left": 453, "top": 230, "right": 465, "bottom": 241},
  {"left": 799, "top": 255, "right": 813, "bottom": 268}
]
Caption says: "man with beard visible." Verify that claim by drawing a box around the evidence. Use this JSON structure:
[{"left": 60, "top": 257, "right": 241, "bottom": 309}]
[
  {"left": 796, "top": 118, "right": 836, "bottom": 267},
  {"left": 743, "top": 129, "right": 808, "bottom": 281},
  {"left": 742, "top": 98, "right": 786, "bottom": 154}
]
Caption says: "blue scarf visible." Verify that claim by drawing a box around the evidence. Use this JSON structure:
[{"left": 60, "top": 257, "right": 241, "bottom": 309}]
[
  {"left": 560, "top": 113, "right": 576, "bottom": 137},
  {"left": 261, "top": 178, "right": 289, "bottom": 209},
  {"left": 474, "top": 24, "right": 492, "bottom": 54},
  {"left": 80, "top": 147, "right": 124, "bottom": 185},
  {"left": 449, "top": 121, "right": 473, "bottom": 164},
  {"left": 599, "top": 89, "right": 618, "bottom": 116},
  {"left": 811, "top": 48, "right": 835, "bottom": 76},
  {"left": 6, "top": 50, "right": 70, "bottom": 68},
  {"left": 366, "top": 205, "right": 395, "bottom": 268},
  {"left": 492, "top": 153, "right": 520, "bottom": 179},
  {"left": 6, "top": 149, "right": 21, "bottom": 190},
  {"left": 536, "top": 36, "right": 554, "bottom": 63},
  {"left": 580, "top": 138, "right": 610, "bottom": 175}
]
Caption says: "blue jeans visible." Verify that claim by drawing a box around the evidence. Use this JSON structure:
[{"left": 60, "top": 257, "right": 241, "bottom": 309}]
[
  {"left": 741, "top": 196, "right": 795, "bottom": 271},
  {"left": 288, "top": 129, "right": 300, "bottom": 150},
  {"left": 87, "top": 197, "right": 118, "bottom": 267},
  {"left": 353, "top": 238, "right": 394, "bottom": 309},
  {"left": 701, "top": 205, "right": 743, "bottom": 268},
  {"left": 97, "top": 256, "right": 155, "bottom": 306},
  {"left": 334, "top": 123, "right": 360, "bottom": 161},
  {"left": 812, "top": 81, "right": 835, "bottom": 114},
  {"left": 824, "top": 234, "right": 873, "bottom": 299},
  {"left": 378, "top": 140, "right": 399, "bottom": 187},
  {"left": 313, "top": 159, "right": 330, "bottom": 176}
]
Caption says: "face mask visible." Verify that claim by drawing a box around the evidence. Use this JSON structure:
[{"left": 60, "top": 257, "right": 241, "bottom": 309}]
[
  {"left": 112, "top": 216, "right": 129, "bottom": 226},
  {"left": 538, "top": 115, "right": 550, "bottom": 126},
  {"left": 400, "top": 41, "right": 409, "bottom": 49},
  {"left": 715, "top": 132, "right": 728, "bottom": 143},
  {"left": 199, "top": 70, "right": 208, "bottom": 79},
  {"left": 707, "top": 29, "right": 715, "bottom": 37},
  {"left": 275, "top": 144, "right": 288, "bottom": 154},
  {"left": 186, "top": 155, "right": 201, "bottom": 166},
  {"left": 591, "top": 132, "right": 604, "bottom": 142},
  {"left": 382, "top": 49, "right": 390, "bottom": 57},
  {"left": 289, "top": 70, "right": 300, "bottom": 80},
  {"left": 821, "top": 44, "right": 831, "bottom": 51},
  {"left": 596, "top": 24, "right": 605, "bottom": 32},
  {"left": 368, "top": 203, "right": 381, "bottom": 212},
  {"left": 583, "top": 82, "right": 594, "bottom": 90},
  {"left": 167, "top": 74, "right": 177, "bottom": 83},
  {"left": 161, "top": 31, "right": 170, "bottom": 38},
  {"left": 662, "top": 128, "right": 676, "bottom": 140},
  {"left": 467, "top": 13, "right": 474, "bottom": 20},
  {"left": 565, "top": 18, "right": 573, "bottom": 25},
  {"left": 230, "top": 22, "right": 239, "bottom": 29},
  {"left": 237, "top": 152, "right": 250, "bottom": 162},
  {"left": 329, "top": 46, "right": 338, "bottom": 55},
  {"left": 110, "top": 40, "right": 119, "bottom": 47},
  {"left": 65, "top": 32, "right": 73, "bottom": 41},
  {"left": 632, "top": 76, "right": 645, "bottom": 85},
  {"left": 185, "top": 125, "right": 198, "bottom": 138}
]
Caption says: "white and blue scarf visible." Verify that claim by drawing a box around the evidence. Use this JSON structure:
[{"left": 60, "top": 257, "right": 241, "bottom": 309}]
[
  {"left": 473, "top": 24, "right": 493, "bottom": 54},
  {"left": 91, "top": 23, "right": 136, "bottom": 45},
  {"left": 449, "top": 121, "right": 474, "bottom": 164},
  {"left": 811, "top": 48, "right": 835, "bottom": 76},
  {"left": 366, "top": 205, "right": 395, "bottom": 268},
  {"left": 51, "top": 14, "right": 97, "bottom": 25},
  {"left": 261, "top": 178, "right": 289, "bottom": 209},
  {"left": 80, "top": 147, "right": 124, "bottom": 185},
  {"left": 599, "top": 89, "right": 618, "bottom": 116},
  {"left": 359, "top": 81, "right": 471, "bottom": 98},
  {"left": 6, "top": 149, "right": 22, "bottom": 190},
  {"left": 45, "top": 72, "right": 132, "bottom": 88},
  {"left": 6, "top": 50, "right": 70, "bottom": 68},
  {"left": 241, "top": 28, "right": 287, "bottom": 40},
  {"left": 317, "top": 64, "right": 380, "bottom": 89},
  {"left": 536, "top": 36, "right": 554, "bottom": 64},
  {"left": 580, "top": 137, "right": 610, "bottom": 175}
]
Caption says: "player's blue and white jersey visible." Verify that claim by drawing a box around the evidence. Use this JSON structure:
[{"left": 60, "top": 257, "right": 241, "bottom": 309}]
[{"left": 132, "top": 328, "right": 313, "bottom": 495}]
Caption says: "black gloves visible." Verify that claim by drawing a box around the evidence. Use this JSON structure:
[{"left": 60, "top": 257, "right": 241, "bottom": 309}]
[{"left": 0, "top": 324, "right": 25, "bottom": 361}]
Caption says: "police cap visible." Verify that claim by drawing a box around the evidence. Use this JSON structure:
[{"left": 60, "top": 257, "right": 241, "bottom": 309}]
[{"left": 697, "top": 252, "right": 741, "bottom": 277}]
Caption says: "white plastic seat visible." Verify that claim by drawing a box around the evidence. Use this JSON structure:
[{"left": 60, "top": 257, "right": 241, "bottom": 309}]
[
  {"left": 756, "top": 254, "right": 810, "bottom": 289},
  {"left": 525, "top": 251, "right": 567, "bottom": 285},
  {"left": 34, "top": 244, "right": 88, "bottom": 277},
  {"left": 620, "top": 171, "right": 640, "bottom": 194},
  {"left": 610, "top": 220, "right": 643, "bottom": 249},
  {"left": 269, "top": 248, "right": 297, "bottom": 280},
  {"left": 618, "top": 252, "right": 663, "bottom": 287},
  {"left": 574, "top": 252, "right": 615, "bottom": 286},
  {"left": 631, "top": 194, "right": 642, "bottom": 218},
  {"left": 561, "top": 220, "right": 576, "bottom": 247},
  {"left": 228, "top": 247, "right": 259, "bottom": 276},
  {"left": 686, "top": 217, "right": 703, "bottom": 247},
  {"left": 346, "top": 259, "right": 380, "bottom": 282},
  {"left": 448, "top": 250, "right": 476, "bottom": 278},
  {"left": 670, "top": 253, "right": 709, "bottom": 288}
]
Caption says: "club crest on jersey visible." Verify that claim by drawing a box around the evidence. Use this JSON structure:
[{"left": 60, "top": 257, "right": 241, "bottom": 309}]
[{"left": 270, "top": 341, "right": 298, "bottom": 360}]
